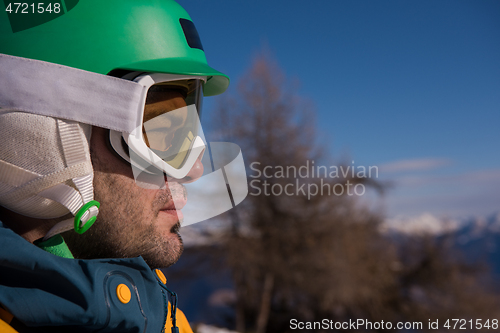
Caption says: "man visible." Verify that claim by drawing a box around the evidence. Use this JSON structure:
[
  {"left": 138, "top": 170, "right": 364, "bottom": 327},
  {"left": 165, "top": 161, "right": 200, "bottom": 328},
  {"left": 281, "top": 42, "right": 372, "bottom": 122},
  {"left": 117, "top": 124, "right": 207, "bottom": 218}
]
[
  {"left": 62, "top": 89, "right": 204, "bottom": 269},
  {"left": 0, "top": 1, "right": 235, "bottom": 332}
]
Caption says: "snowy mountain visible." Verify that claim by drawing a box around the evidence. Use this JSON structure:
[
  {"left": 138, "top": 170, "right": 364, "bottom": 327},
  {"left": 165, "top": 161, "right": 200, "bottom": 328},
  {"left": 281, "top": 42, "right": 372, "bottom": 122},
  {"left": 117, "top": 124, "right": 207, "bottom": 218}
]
[
  {"left": 382, "top": 211, "right": 500, "bottom": 274},
  {"left": 381, "top": 212, "right": 500, "bottom": 237}
]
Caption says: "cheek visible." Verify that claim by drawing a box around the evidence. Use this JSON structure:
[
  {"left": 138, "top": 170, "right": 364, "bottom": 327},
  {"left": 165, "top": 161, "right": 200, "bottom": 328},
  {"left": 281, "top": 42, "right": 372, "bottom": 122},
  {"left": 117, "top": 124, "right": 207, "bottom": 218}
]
[
  {"left": 89, "top": 127, "right": 162, "bottom": 219},
  {"left": 90, "top": 127, "right": 134, "bottom": 176},
  {"left": 93, "top": 171, "right": 159, "bottom": 213},
  {"left": 93, "top": 174, "right": 152, "bottom": 232}
]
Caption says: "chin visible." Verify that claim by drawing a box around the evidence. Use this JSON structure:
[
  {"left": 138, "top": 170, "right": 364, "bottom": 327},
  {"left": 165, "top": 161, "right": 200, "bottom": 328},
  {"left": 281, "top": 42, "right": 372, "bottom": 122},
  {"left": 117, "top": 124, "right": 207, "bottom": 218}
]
[{"left": 144, "top": 234, "right": 184, "bottom": 269}]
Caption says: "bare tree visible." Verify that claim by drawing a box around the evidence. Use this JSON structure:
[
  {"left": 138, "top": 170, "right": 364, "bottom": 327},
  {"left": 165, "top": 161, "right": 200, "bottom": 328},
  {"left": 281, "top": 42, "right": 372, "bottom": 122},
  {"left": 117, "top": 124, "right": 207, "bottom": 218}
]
[{"left": 206, "top": 53, "right": 500, "bottom": 333}]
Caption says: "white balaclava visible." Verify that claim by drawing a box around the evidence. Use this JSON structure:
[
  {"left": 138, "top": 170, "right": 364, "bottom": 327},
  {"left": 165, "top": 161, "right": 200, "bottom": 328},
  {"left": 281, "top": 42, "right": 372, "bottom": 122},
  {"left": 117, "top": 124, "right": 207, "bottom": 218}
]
[{"left": 0, "top": 110, "right": 97, "bottom": 239}]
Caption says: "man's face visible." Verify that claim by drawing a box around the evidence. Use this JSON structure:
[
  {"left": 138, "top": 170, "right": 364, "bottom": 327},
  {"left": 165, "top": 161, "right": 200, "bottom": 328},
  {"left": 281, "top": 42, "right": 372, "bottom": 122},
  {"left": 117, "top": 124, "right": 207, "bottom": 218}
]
[{"left": 64, "top": 90, "right": 203, "bottom": 268}]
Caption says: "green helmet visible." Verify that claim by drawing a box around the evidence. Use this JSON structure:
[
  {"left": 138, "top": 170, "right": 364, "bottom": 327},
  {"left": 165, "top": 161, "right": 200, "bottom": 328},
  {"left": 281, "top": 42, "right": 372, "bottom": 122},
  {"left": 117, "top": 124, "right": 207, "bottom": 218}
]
[
  {"left": 0, "top": 0, "right": 233, "bottom": 238},
  {"left": 0, "top": 0, "right": 229, "bottom": 96}
]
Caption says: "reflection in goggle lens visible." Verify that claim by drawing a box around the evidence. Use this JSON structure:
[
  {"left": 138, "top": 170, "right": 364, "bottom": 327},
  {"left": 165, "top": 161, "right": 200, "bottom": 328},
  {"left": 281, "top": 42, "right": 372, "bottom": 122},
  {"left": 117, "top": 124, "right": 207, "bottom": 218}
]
[{"left": 142, "top": 80, "right": 203, "bottom": 170}]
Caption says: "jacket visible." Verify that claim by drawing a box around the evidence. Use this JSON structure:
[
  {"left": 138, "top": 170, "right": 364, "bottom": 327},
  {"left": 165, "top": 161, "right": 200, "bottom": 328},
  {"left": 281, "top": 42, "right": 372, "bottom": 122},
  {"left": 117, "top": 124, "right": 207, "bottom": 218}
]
[{"left": 0, "top": 221, "right": 193, "bottom": 333}]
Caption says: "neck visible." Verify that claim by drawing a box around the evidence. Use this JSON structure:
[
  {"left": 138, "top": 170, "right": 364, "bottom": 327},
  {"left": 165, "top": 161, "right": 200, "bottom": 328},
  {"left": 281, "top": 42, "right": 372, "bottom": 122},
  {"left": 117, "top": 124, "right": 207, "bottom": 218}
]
[{"left": 0, "top": 206, "right": 70, "bottom": 243}]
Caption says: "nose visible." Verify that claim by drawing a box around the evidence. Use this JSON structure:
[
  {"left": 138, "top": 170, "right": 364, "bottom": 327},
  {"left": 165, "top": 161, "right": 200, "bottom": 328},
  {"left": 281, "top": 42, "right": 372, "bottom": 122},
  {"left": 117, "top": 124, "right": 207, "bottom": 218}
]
[{"left": 171, "top": 155, "right": 204, "bottom": 184}]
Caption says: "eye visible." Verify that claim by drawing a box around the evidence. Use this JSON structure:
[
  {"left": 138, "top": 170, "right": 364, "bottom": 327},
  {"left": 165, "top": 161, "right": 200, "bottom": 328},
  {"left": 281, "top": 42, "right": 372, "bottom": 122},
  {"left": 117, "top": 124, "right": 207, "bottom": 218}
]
[{"left": 144, "top": 131, "right": 174, "bottom": 152}]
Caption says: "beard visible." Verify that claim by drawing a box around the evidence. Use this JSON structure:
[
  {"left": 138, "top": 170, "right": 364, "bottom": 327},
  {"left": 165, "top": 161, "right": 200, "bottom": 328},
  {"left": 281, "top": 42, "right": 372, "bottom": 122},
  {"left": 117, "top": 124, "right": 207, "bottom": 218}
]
[
  {"left": 64, "top": 217, "right": 184, "bottom": 269},
  {"left": 64, "top": 132, "right": 186, "bottom": 269}
]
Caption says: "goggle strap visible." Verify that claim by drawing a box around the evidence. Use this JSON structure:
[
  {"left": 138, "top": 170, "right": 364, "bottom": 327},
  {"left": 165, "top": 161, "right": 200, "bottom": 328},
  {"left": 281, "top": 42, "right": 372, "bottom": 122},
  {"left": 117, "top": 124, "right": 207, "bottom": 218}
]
[{"left": 0, "top": 53, "right": 143, "bottom": 133}]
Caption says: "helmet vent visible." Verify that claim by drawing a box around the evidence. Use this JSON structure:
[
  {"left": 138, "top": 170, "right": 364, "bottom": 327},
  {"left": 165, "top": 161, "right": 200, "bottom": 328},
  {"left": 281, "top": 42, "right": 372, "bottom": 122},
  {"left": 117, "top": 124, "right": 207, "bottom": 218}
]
[{"left": 179, "top": 18, "right": 204, "bottom": 51}]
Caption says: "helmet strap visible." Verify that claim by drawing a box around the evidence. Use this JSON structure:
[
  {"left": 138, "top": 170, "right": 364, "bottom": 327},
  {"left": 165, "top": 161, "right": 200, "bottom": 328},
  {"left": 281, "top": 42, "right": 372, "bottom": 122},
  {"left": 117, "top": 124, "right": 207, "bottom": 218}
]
[{"left": 42, "top": 119, "right": 98, "bottom": 240}]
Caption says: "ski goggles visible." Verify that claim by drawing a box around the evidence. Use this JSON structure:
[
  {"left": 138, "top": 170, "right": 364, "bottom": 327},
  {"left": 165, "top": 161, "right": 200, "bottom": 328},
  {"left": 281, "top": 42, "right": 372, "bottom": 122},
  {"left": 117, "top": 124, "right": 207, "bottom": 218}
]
[
  {"left": 109, "top": 73, "right": 207, "bottom": 179},
  {"left": 108, "top": 73, "right": 249, "bottom": 226}
]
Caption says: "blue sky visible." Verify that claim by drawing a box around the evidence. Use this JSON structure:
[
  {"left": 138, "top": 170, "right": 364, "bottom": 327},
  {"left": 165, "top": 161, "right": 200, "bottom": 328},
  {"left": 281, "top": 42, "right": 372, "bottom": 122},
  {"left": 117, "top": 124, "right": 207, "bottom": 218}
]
[{"left": 178, "top": 0, "right": 500, "bottom": 219}]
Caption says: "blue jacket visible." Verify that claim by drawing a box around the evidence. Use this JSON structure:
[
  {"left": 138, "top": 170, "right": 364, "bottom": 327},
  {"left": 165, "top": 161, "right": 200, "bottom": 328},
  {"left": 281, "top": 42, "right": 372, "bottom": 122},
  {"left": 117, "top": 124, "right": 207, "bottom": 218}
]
[{"left": 0, "top": 221, "right": 171, "bottom": 332}]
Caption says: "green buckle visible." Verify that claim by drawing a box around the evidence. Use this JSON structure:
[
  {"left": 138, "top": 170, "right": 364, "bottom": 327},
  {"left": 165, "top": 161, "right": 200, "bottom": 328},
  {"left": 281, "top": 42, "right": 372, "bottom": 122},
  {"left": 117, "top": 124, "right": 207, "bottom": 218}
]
[{"left": 74, "top": 200, "right": 100, "bottom": 234}]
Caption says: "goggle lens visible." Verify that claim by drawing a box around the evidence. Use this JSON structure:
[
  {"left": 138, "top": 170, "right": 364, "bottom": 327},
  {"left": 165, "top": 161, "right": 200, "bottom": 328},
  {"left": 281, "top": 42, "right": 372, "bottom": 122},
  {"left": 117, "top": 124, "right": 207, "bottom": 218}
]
[{"left": 141, "top": 79, "right": 203, "bottom": 170}]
